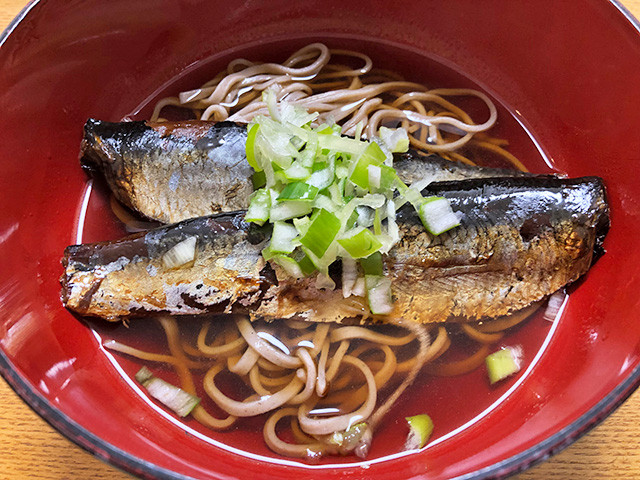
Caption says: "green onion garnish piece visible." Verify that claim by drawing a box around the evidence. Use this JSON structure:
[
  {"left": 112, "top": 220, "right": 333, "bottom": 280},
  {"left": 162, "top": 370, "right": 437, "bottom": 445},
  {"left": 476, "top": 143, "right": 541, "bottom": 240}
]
[
  {"left": 135, "top": 367, "right": 200, "bottom": 417},
  {"left": 251, "top": 170, "right": 266, "bottom": 189},
  {"left": 365, "top": 274, "right": 393, "bottom": 315},
  {"left": 485, "top": 346, "right": 523, "bottom": 384},
  {"left": 338, "top": 227, "right": 382, "bottom": 259},
  {"left": 278, "top": 182, "right": 319, "bottom": 201},
  {"left": 245, "top": 122, "right": 261, "bottom": 171},
  {"left": 349, "top": 142, "right": 386, "bottom": 189},
  {"left": 419, "top": 196, "right": 461, "bottom": 235},
  {"left": 300, "top": 208, "right": 341, "bottom": 258},
  {"left": 270, "top": 200, "right": 313, "bottom": 222},
  {"left": 134, "top": 366, "right": 153, "bottom": 384},
  {"left": 360, "top": 252, "right": 383, "bottom": 276},
  {"left": 270, "top": 221, "right": 299, "bottom": 254},
  {"left": 405, "top": 414, "right": 434, "bottom": 449},
  {"left": 245, "top": 189, "right": 271, "bottom": 225}
]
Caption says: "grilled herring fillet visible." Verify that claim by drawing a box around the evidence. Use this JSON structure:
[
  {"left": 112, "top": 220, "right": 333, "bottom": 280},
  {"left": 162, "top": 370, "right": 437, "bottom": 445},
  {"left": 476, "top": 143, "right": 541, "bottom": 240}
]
[
  {"left": 80, "top": 119, "right": 533, "bottom": 224},
  {"left": 61, "top": 176, "right": 609, "bottom": 324}
]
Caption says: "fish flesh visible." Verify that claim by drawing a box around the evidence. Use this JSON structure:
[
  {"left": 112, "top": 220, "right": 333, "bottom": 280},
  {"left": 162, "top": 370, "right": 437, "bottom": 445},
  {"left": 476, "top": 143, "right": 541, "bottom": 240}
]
[
  {"left": 61, "top": 175, "right": 608, "bottom": 324},
  {"left": 80, "top": 119, "right": 534, "bottom": 224}
]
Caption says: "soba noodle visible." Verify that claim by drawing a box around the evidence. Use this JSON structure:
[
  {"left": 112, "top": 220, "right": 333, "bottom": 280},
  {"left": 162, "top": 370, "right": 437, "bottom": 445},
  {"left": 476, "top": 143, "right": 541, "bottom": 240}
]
[
  {"left": 103, "top": 44, "right": 536, "bottom": 460},
  {"left": 150, "top": 42, "right": 524, "bottom": 169},
  {"left": 106, "top": 311, "right": 534, "bottom": 460}
]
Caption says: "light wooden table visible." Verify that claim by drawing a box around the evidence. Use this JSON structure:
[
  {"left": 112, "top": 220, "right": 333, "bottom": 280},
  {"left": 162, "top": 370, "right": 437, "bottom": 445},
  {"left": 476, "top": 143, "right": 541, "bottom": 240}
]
[{"left": 2, "top": 1, "right": 640, "bottom": 478}]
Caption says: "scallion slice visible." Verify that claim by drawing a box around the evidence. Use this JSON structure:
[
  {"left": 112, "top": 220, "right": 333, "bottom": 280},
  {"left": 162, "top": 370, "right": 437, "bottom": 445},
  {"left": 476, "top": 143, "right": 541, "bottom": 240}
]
[
  {"left": 405, "top": 414, "right": 434, "bottom": 450},
  {"left": 419, "top": 197, "right": 461, "bottom": 235},
  {"left": 300, "top": 208, "right": 341, "bottom": 258},
  {"left": 278, "top": 182, "right": 319, "bottom": 201},
  {"left": 135, "top": 367, "right": 200, "bottom": 417},
  {"left": 270, "top": 221, "right": 299, "bottom": 254},
  {"left": 338, "top": 227, "right": 382, "bottom": 259},
  {"left": 485, "top": 346, "right": 523, "bottom": 384},
  {"left": 162, "top": 236, "right": 197, "bottom": 269}
]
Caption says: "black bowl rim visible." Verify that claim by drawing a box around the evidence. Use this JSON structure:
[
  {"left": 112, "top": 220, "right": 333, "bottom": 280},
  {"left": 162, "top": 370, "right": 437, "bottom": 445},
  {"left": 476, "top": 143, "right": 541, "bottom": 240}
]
[{"left": 1, "top": 0, "right": 639, "bottom": 479}]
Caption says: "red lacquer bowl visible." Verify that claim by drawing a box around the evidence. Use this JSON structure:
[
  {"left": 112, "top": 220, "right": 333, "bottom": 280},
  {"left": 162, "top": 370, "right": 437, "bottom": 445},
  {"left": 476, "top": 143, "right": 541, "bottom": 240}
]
[{"left": 2, "top": 1, "right": 640, "bottom": 479}]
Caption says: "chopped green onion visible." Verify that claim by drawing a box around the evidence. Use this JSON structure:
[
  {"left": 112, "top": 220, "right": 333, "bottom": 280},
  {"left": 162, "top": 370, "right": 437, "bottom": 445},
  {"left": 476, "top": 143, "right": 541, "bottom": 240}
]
[
  {"left": 379, "top": 126, "right": 410, "bottom": 153},
  {"left": 162, "top": 236, "right": 197, "bottom": 269},
  {"left": 270, "top": 200, "right": 313, "bottom": 221},
  {"left": 245, "top": 189, "right": 271, "bottom": 225},
  {"left": 405, "top": 414, "right": 434, "bottom": 449},
  {"left": 271, "top": 254, "right": 304, "bottom": 278},
  {"left": 270, "top": 221, "right": 299, "bottom": 254},
  {"left": 297, "top": 253, "right": 317, "bottom": 276},
  {"left": 349, "top": 142, "right": 385, "bottom": 189},
  {"left": 338, "top": 227, "right": 382, "bottom": 259},
  {"left": 278, "top": 182, "right": 319, "bottom": 201},
  {"left": 486, "top": 346, "right": 523, "bottom": 384},
  {"left": 135, "top": 367, "right": 200, "bottom": 417},
  {"left": 283, "top": 163, "right": 311, "bottom": 181},
  {"left": 365, "top": 274, "right": 393, "bottom": 315},
  {"left": 360, "top": 252, "right": 383, "bottom": 276},
  {"left": 419, "top": 197, "right": 461, "bottom": 235},
  {"left": 329, "top": 422, "right": 370, "bottom": 455},
  {"left": 245, "top": 123, "right": 261, "bottom": 171},
  {"left": 300, "top": 208, "right": 341, "bottom": 258},
  {"left": 135, "top": 366, "right": 154, "bottom": 384},
  {"left": 251, "top": 170, "right": 266, "bottom": 189}
]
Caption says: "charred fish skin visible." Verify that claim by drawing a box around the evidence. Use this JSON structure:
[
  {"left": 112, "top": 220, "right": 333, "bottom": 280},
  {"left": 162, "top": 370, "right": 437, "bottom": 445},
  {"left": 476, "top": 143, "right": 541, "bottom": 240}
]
[
  {"left": 80, "top": 119, "right": 534, "bottom": 224},
  {"left": 61, "top": 176, "right": 608, "bottom": 324},
  {"left": 81, "top": 119, "right": 254, "bottom": 224}
]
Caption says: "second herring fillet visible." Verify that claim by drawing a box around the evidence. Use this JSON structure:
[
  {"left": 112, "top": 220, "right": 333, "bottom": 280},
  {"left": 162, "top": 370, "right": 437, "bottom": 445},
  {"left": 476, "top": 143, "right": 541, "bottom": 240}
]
[{"left": 61, "top": 176, "right": 609, "bottom": 324}]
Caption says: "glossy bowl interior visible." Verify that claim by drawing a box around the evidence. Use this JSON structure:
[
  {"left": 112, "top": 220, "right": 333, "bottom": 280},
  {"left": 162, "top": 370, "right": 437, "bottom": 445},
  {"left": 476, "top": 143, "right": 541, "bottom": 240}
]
[{"left": 2, "top": 1, "right": 640, "bottom": 479}]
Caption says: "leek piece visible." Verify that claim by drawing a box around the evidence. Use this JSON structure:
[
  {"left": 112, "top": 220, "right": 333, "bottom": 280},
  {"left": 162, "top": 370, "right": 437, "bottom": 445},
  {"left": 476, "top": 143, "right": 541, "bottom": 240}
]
[
  {"left": 368, "top": 164, "right": 382, "bottom": 190},
  {"left": 300, "top": 208, "right": 341, "bottom": 258},
  {"left": 360, "top": 252, "right": 383, "bottom": 276},
  {"left": 373, "top": 208, "right": 382, "bottom": 236},
  {"left": 349, "top": 142, "right": 386, "bottom": 189},
  {"left": 486, "top": 347, "right": 523, "bottom": 384},
  {"left": 297, "top": 253, "right": 317, "bottom": 276},
  {"left": 135, "top": 367, "right": 200, "bottom": 417},
  {"left": 135, "top": 366, "right": 153, "bottom": 384},
  {"left": 338, "top": 227, "right": 382, "bottom": 258},
  {"left": 271, "top": 254, "right": 304, "bottom": 278},
  {"left": 278, "top": 182, "right": 319, "bottom": 201},
  {"left": 269, "top": 201, "right": 313, "bottom": 222},
  {"left": 251, "top": 170, "right": 266, "bottom": 189},
  {"left": 405, "top": 414, "right": 434, "bottom": 449},
  {"left": 245, "top": 123, "right": 261, "bottom": 171},
  {"left": 283, "top": 163, "right": 311, "bottom": 181},
  {"left": 419, "top": 197, "right": 461, "bottom": 235},
  {"left": 365, "top": 274, "right": 393, "bottom": 315},
  {"left": 162, "top": 236, "right": 197, "bottom": 269},
  {"left": 245, "top": 189, "right": 271, "bottom": 225},
  {"left": 292, "top": 216, "right": 311, "bottom": 236},
  {"left": 270, "top": 221, "right": 299, "bottom": 254},
  {"left": 379, "top": 126, "right": 410, "bottom": 153},
  {"left": 308, "top": 166, "right": 334, "bottom": 190}
]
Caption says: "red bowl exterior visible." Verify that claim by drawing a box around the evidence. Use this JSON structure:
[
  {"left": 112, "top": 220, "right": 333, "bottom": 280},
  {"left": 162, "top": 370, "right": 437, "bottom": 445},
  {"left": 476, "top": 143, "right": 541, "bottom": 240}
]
[{"left": 2, "top": 1, "right": 640, "bottom": 479}]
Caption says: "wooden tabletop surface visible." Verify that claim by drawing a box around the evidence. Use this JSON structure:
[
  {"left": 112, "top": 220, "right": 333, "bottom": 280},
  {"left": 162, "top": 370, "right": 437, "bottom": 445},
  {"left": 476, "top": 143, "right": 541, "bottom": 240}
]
[{"left": 2, "top": 0, "right": 640, "bottom": 478}]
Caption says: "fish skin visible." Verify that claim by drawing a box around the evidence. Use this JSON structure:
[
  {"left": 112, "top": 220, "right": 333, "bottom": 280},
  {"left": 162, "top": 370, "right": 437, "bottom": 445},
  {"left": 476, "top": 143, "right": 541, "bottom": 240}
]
[
  {"left": 81, "top": 119, "right": 254, "bottom": 224},
  {"left": 61, "top": 175, "right": 608, "bottom": 324},
  {"left": 80, "top": 119, "right": 533, "bottom": 224}
]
